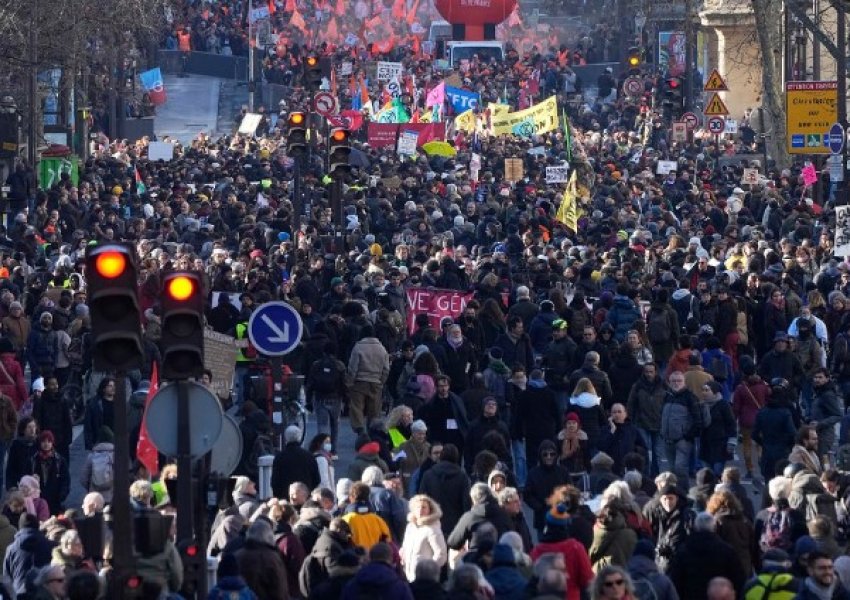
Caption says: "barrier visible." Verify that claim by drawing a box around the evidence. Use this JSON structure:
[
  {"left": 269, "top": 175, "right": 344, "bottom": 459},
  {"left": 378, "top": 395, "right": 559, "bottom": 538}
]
[
  {"left": 207, "top": 556, "right": 218, "bottom": 591},
  {"left": 158, "top": 50, "right": 251, "bottom": 80},
  {"left": 257, "top": 454, "right": 275, "bottom": 500}
]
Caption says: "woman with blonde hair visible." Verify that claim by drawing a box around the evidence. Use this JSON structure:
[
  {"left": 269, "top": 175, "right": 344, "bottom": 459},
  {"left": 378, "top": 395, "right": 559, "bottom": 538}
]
[
  {"left": 590, "top": 565, "right": 636, "bottom": 600},
  {"left": 400, "top": 494, "right": 447, "bottom": 582}
]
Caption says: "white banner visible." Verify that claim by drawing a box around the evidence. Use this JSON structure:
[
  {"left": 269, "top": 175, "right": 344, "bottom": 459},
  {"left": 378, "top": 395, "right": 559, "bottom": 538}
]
[
  {"left": 656, "top": 160, "right": 678, "bottom": 175},
  {"left": 376, "top": 61, "right": 403, "bottom": 81},
  {"left": 397, "top": 130, "right": 419, "bottom": 156},
  {"left": 836, "top": 205, "right": 850, "bottom": 257},
  {"left": 148, "top": 141, "right": 174, "bottom": 162},
  {"left": 545, "top": 165, "right": 569, "bottom": 183}
]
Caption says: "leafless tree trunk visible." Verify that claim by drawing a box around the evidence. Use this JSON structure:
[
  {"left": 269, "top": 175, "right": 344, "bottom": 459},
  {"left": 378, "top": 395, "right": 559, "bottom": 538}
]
[{"left": 752, "top": 0, "right": 791, "bottom": 169}]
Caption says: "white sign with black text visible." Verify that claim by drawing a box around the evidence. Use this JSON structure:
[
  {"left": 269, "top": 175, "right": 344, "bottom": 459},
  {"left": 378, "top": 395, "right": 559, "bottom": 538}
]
[
  {"left": 376, "top": 61, "right": 403, "bottom": 81},
  {"left": 545, "top": 165, "right": 570, "bottom": 183},
  {"left": 836, "top": 205, "right": 850, "bottom": 257}
]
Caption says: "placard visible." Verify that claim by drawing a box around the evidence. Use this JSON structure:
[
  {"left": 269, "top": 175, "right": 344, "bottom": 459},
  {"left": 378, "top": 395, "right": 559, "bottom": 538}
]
[
  {"left": 204, "top": 329, "right": 239, "bottom": 401},
  {"left": 148, "top": 141, "right": 174, "bottom": 162},
  {"left": 656, "top": 160, "right": 678, "bottom": 175},
  {"left": 376, "top": 61, "right": 403, "bottom": 81},
  {"left": 741, "top": 168, "right": 759, "bottom": 185},
  {"left": 545, "top": 165, "right": 569, "bottom": 183},
  {"left": 238, "top": 113, "right": 263, "bottom": 135},
  {"left": 836, "top": 205, "right": 850, "bottom": 257},
  {"left": 397, "top": 130, "right": 419, "bottom": 156},
  {"left": 724, "top": 119, "right": 738, "bottom": 134},
  {"left": 504, "top": 158, "right": 524, "bottom": 182},
  {"left": 490, "top": 96, "right": 558, "bottom": 137},
  {"left": 406, "top": 288, "right": 474, "bottom": 334},
  {"left": 339, "top": 62, "right": 353, "bottom": 76},
  {"left": 671, "top": 122, "right": 687, "bottom": 142}
]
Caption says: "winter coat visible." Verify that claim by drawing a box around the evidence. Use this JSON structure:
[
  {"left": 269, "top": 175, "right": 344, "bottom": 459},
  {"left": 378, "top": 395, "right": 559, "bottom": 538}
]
[
  {"left": 447, "top": 497, "right": 513, "bottom": 550},
  {"left": 298, "top": 529, "right": 352, "bottom": 597},
  {"left": 236, "top": 538, "right": 290, "bottom": 600},
  {"left": 646, "top": 303, "right": 680, "bottom": 362},
  {"left": 341, "top": 561, "right": 413, "bottom": 600},
  {"left": 606, "top": 295, "right": 642, "bottom": 342},
  {"left": 627, "top": 554, "right": 679, "bottom": 600},
  {"left": 5, "top": 436, "right": 35, "bottom": 490},
  {"left": 567, "top": 392, "right": 608, "bottom": 453},
  {"left": 419, "top": 461, "right": 472, "bottom": 537},
  {"left": 0, "top": 515, "right": 15, "bottom": 562},
  {"left": 599, "top": 420, "right": 645, "bottom": 475},
  {"left": 812, "top": 381, "right": 844, "bottom": 454},
  {"left": 589, "top": 512, "right": 637, "bottom": 571},
  {"left": 758, "top": 349, "right": 805, "bottom": 390},
  {"left": 667, "top": 530, "right": 747, "bottom": 598},
  {"left": 438, "top": 338, "right": 477, "bottom": 393},
  {"left": 400, "top": 507, "right": 447, "bottom": 582},
  {"left": 699, "top": 399, "right": 737, "bottom": 466},
  {"left": 524, "top": 442, "right": 571, "bottom": 531},
  {"left": 660, "top": 387, "right": 703, "bottom": 443},
  {"left": 713, "top": 509, "right": 756, "bottom": 577},
  {"left": 346, "top": 451, "right": 389, "bottom": 482},
  {"left": 644, "top": 494, "right": 694, "bottom": 572},
  {"left": 347, "top": 337, "right": 390, "bottom": 384},
  {"left": 409, "top": 578, "right": 448, "bottom": 600},
  {"left": 486, "top": 556, "right": 528, "bottom": 600},
  {"left": 272, "top": 442, "right": 321, "bottom": 498},
  {"left": 542, "top": 337, "right": 578, "bottom": 391},
  {"left": 508, "top": 299, "right": 540, "bottom": 331},
  {"left": 32, "top": 393, "right": 73, "bottom": 455},
  {"left": 418, "top": 392, "right": 469, "bottom": 453},
  {"left": 0, "top": 353, "right": 27, "bottom": 412},
  {"left": 0, "top": 395, "right": 15, "bottom": 448},
  {"left": 465, "top": 414, "right": 511, "bottom": 468},
  {"left": 627, "top": 375, "right": 666, "bottom": 433},
  {"left": 79, "top": 442, "right": 114, "bottom": 503},
  {"left": 567, "top": 365, "right": 614, "bottom": 409},
  {"left": 607, "top": 351, "right": 643, "bottom": 403},
  {"left": 752, "top": 399, "right": 797, "bottom": 467},
  {"left": 208, "top": 576, "right": 259, "bottom": 600},
  {"left": 3, "top": 526, "right": 53, "bottom": 595},
  {"left": 665, "top": 348, "right": 693, "bottom": 381},
  {"left": 732, "top": 377, "right": 770, "bottom": 429},
  {"left": 31, "top": 452, "right": 69, "bottom": 514},
  {"left": 530, "top": 535, "right": 594, "bottom": 600},
  {"left": 529, "top": 311, "right": 558, "bottom": 355},
  {"left": 514, "top": 380, "right": 560, "bottom": 452},
  {"left": 492, "top": 331, "right": 534, "bottom": 372}
]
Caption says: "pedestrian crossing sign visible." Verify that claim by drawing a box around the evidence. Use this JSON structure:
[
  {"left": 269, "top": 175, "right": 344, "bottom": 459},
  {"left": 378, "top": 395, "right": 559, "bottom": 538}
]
[
  {"left": 703, "top": 69, "right": 729, "bottom": 92},
  {"left": 703, "top": 92, "right": 730, "bottom": 116}
]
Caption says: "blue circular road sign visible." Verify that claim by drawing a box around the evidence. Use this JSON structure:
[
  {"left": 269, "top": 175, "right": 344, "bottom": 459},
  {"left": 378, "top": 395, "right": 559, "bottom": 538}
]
[
  {"left": 829, "top": 122, "right": 845, "bottom": 154},
  {"left": 247, "top": 301, "right": 304, "bottom": 356}
]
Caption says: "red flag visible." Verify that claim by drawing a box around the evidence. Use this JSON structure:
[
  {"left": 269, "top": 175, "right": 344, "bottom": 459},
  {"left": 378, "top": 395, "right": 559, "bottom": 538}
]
[
  {"left": 268, "top": 0, "right": 276, "bottom": 14},
  {"left": 406, "top": 0, "right": 420, "bottom": 25},
  {"left": 417, "top": 123, "right": 443, "bottom": 145},
  {"left": 340, "top": 109, "right": 364, "bottom": 131},
  {"left": 391, "top": 0, "right": 405, "bottom": 19},
  {"left": 136, "top": 363, "right": 159, "bottom": 476},
  {"left": 335, "top": 0, "right": 346, "bottom": 16}
]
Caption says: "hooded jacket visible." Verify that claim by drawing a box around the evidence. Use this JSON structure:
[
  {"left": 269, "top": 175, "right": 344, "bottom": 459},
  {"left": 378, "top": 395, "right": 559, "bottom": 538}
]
[
  {"left": 347, "top": 337, "right": 390, "bottom": 384},
  {"left": 419, "top": 460, "right": 472, "bottom": 537},
  {"left": 568, "top": 391, "right": 607, "bottom": 452},
  {"left": 627, "top": 374, "right": 666, "bottom": 432},
  {"left": 341, "top": 561, "right": 414, "bottom": 600},
  {"left": 627, "top": 554, "right": 678, "bottom": 600},
  {"left": 400, "top": 499, "right": 447, "bottom": 581},
  {"left": 606, "top": 294, "right": 642, "bottom": 342},
  {"left": 298, "top": 528, "right": 353, "bottom": 597},
  {"left": 514, "top": 378, "right": 560, "bottom": 448},
  {"left": 525, "top": 441, "right": 571, "bottom": 530},
  {"left": 589, "top": 512, "right": 638, "bottom": 570},
  {"left": 447, "top": 496, "right": 513, "bottom": 550},
  {"left": 3, "top": 525, "right": 53, "bottom": 594}
]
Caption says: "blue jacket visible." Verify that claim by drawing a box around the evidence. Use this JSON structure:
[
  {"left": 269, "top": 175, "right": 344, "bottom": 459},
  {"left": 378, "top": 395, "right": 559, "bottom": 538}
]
[
  {"left": 3, "top": 526, "right": 53, "bottom": 594},
  {"left": 606, "top": 295, "right": 642, "bottom": 342},
  {"left": 528, "top": 311, "right": 558, "bottom": 355},
  {"left": 341, "top": 562, "right": 413, "bottom": 600},
  {"left": 486, "top": 565, "right": 528, "bottom": 600}
]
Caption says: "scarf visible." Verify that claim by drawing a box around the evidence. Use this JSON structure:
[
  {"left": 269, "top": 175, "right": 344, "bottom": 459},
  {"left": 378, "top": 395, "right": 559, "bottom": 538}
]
[
  {"left": 804, "top": 576, "right": 836, "bottom": 600},
  {"left": 488, "top": 358, "right": 509, "bottom": 375}
]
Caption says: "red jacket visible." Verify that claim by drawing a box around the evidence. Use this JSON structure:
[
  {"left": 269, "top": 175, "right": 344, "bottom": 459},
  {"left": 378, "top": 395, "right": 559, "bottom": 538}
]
[
  {"left": 732, "top": 376, "right": 771, "bottom": 429},
  {"left": 531, "top": 537, "right": 594, "bottom": 600},
  {"left": 0, "top": 352, "right": 27, "bottom": 411}
]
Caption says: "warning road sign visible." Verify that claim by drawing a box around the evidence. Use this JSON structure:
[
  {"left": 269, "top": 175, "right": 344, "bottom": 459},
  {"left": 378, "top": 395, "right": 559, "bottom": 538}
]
[
  {"left": 704, "top": 93, "right": 730, "bottom": 116},
  {"left": 703, "top": 69, "right": 729, "bottom": 92}
]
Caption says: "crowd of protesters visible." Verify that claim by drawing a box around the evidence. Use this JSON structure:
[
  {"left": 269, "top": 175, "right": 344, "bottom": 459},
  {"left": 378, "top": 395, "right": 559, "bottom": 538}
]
[{"left": 4, "top": 1, "right": 850, "bottom": 597}]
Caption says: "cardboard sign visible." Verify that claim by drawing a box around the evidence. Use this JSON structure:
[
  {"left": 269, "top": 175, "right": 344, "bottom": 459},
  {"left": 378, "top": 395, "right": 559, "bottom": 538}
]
[
  {"left": 802, "top": 163, "right": 818, "bottom": 186},
  {"left": 656, "top": 160, "right": 678, "bottom": 175},
  {"left": 376, "top": 61, "right": 403, "bottom": 81},
  {"left": 505, "top": 158, "right": 524, "bottom": 182},
  {"left": 672, "top": 122, "right": 687, "bottom": 142},
  {"left": 204, "top": 329, "right": 238, "bottom": 401},
  {"left": 148, "top": 141, "right": 174, "bottom": 162},
  {"left": 724, "top": 119, "right": 738, "bottom": 134},
  {"left": 545, "top": 165, "right": 570, "bottom": 183},
  {"left": 741, "top": 168, "right": 759, "bottom": 185}
]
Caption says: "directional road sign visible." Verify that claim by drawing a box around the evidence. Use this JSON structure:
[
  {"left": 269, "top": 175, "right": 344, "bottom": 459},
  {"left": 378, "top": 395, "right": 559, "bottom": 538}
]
[
  {"left": 707, "top": 116, "right": 726, "bottom": 135},
  {"left": 314, "top": 91, "right": 339, "bottom": 117},
  {"left": 248, "top": 301, "right": 304, "bottom": 356},
  {"left": 829, "top": 122, "right": 845, "bottom": 155}
]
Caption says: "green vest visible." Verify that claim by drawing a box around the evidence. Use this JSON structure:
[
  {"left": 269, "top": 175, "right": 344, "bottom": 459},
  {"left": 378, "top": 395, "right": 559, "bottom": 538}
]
[{"left": 235, "top": 322, "right": 253, "bottom": 363}]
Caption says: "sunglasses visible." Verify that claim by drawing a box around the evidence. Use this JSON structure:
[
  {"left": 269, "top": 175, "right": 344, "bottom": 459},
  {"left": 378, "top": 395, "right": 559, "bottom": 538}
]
[{"left": 604, "top": 579, "right": 625, "bottom": 587}]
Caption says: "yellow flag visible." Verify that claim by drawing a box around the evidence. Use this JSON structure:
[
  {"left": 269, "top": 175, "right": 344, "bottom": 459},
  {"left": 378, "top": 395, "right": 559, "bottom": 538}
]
[
  {"left": 455, "top": 109, "right": 476, "bottom": 133},
  {"left": 556, "top": 170, "right": 578, "bottom": 231}
]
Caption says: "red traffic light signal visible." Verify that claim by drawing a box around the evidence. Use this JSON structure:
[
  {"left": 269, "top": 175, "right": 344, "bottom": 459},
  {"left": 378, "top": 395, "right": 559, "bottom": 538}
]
[
  {"left": 330, "top": 128, "right": 349, "bottom": 143},
  {"left": 85, "top": 244, "right": 143, "bottom": 371},
  {"left": 328, "top": 127, "right": 351, "bottom": 176},
  {"left": 667, "top": 78, "right": 680, "bottom": 89}
]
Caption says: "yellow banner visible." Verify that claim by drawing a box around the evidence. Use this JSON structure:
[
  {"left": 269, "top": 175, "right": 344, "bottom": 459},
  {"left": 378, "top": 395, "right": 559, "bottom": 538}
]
[
  {"left": 455, "top": 109, "right": 476, "bottom": 133},
  {"left": 488, "top": 102, "right": 510, "bottom": 116},
  {"left": 556, "top": 170, "right": 578, "bottom": 231},
  {"left": 491, "top": 96, "right": 558, "bottom": 137}
]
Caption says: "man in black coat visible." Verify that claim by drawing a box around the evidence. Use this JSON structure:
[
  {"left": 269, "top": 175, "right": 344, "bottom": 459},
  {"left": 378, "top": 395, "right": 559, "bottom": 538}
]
[
  {"left": 524, "top": 440, "right": 570, "bottom": 538},
  {"left": 271, "top": 425, "right": 320, "bottom": 498},
  {"left": 598, "top": 403, "right": 646, "bottom": 475},
  {"left": 419, "top": 444, "right": 472, "bottom": 536},
  {"left": 644, "top": 484, "right": 694, "bottom": 573},
  {"left": 667, "top": 511, "right": 747, "bottom": 598}
]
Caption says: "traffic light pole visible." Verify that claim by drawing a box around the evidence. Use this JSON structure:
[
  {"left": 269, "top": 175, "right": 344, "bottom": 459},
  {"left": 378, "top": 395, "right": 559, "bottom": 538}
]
[
  {"left": 292, "top": 156, "right": 302, "bottom": 236},
  {"left": 176, "top": 380, "right": 194, "bottom": 543},
  {"left": 110, "top": 372, "right": 135, "bottom": 600}
]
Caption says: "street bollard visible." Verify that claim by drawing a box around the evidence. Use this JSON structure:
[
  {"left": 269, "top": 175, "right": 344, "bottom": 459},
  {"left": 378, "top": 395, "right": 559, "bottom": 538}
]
[
  {"left": 257, "top": 455, "right": 275, "bottom": 500},
  {"left": 207, "top": 556, "right": 218, "bottom": 591}
]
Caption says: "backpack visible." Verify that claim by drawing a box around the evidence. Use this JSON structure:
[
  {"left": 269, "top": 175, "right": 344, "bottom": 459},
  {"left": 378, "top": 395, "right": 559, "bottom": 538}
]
[
  {"left": 66, "top": 334, "right": 85, "bottom": 368},
  {"left": 661, "top": 400, "right": 692, "bottom": 442},
  {"left": 759, "top": 507, "right": 792, "bottom": 552},
  {"left": 632, "top": 574, "right": 659, "bottom": 600},
  {"left": 647, "top": 310, "right": 670, "bottom": 344},
  {"left": 310, "top": 356, "right": 343, "bottom": 395},
  {"left": 709, "top": 354, "right": 729, "bottom": 381},
  {"left": 90, "top": 449, "right": 114, "bottom": 490}
]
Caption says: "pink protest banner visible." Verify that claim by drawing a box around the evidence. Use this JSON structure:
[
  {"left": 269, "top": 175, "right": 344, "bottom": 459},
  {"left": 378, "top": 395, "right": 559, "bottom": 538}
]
[
  {"left": 406, "top": 287, "right": 474, "bottom": 334},
  {"left": 802, "top": 163, "right": 818, "bottom": 186}
]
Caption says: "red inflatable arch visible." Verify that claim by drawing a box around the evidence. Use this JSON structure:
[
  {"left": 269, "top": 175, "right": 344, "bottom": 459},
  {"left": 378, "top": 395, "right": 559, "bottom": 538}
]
[{"left": 433, "top": 0, "right": 518, "bottom": 41}]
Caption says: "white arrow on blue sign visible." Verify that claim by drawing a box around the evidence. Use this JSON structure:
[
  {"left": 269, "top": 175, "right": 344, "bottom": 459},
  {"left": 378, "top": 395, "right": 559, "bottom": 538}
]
[
  {"left": 829, "top": 122, "right": 845, "bottom": 155},
  {"left": 247, "top": 301, "right": 304, "bottom": 356}
]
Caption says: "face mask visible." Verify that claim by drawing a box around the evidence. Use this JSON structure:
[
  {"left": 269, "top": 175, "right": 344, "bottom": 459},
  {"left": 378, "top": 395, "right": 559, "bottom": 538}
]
[{"left": 322, "top": 442, "right": 333, "bottom": 453}]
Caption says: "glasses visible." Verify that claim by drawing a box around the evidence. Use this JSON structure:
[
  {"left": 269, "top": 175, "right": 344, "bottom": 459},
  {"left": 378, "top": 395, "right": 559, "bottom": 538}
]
[{"left": 603, "top": 579, "right": 625, "bottom": 587}]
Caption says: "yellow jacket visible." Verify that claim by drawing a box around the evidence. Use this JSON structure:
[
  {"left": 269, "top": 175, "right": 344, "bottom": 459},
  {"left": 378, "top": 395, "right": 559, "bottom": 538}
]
[{"left": 342, "top": 507, "right": 391, "bottom": 550}]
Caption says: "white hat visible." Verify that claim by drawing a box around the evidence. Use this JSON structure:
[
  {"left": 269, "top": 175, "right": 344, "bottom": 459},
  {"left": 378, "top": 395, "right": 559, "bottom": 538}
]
[
  {"left": 732, "top": 187, "right": 745, "bottom": 195},
  {"left": 31, "top": 378, "right": 44, "bottom": 393}
]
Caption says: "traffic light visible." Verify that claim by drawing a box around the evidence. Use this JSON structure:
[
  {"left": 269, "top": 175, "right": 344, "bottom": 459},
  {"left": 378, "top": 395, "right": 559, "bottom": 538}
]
[
  {"left": 287, "top": 111, "right": 307, "bottom": 157},
  {"left": 626, "top": 46, "right": 642, "bottom": 72},
  {"left": 303, "top": 54, "right": 323, "bottom": 91},
  {"left": 160, "top": 271, "right": 204, "bottom": 380},
  {"left": 662, "top": 76, "right": 685, "bottom": 114},
  {"left": 85, "top": 244, "right": 144, "bottom": 371},
  {"left": 328, "top": 127, "right": 351, "bottom": 176},
  {"left": 177, "top": 539, "right": 204, "bottom": 598}
]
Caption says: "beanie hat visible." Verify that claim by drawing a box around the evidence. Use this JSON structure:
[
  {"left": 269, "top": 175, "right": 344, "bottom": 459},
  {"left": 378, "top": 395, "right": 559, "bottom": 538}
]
[
  {"left": 488, "top": 347, "right": 504, "bottom": 361},
  {"left": 565, "top": 411, "right": 581, "bottom": 425},
  {"left": 492, "top": 543, "right": 516, "bottom": 567},
  {"left": 545, "top": 503, "right": 572, "bottom": 527},
  {"left": 38, "top": 430, "right": 55, "bottom": 445},
  {"left": 410, "top": 419, "right": 427, "bottom": 433},
  {"left": 217, "top": 552, "right": 240, "bottom": 578},
  {"left": 794, "top": 535, "right": 818, "bottom": 559},
  {"left": 359, "top": 441, "right": 381, "bottom": 455},
  {"left": 354, "top": 433, "right": 372, "bottom": 452}
]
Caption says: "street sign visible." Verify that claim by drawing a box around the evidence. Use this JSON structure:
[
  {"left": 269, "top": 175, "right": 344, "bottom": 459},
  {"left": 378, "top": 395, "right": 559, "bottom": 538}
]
[
  {"left": 313, "top": 92, "right": 339, "bottom": 117},
  {"left": 829, "top": 122, "right": 845, "bottom": 154},
  {"left": 786, "top": 81, "right": 838, "bottom": 154},
  {"left": 248, "top": 301, "right": 304, "bottom": 356},
  {"left": 681, "top": 111, "right": 700, "bottom": 130},
  {"left": 672, "top": 122, "right": 687, "bottom": 142},
  {"left": 707, "top": 116, "right": 726, "bottom": 134},
  {"left": 209, "top": 414, "right": 243, "bottom": 477},
  {"left": 704, "top": 93, "right": 730, "bottom": 116},
  {"left": 703, "top": 69, "right": 729, "bottom": 92},
  {"left": 145, "top": 382, "right": 224, "bottom": 457},
  {"left": 623, "top": 76, "right": 643, "bottom": 97},
  {"left": 724, "top": 119, "right": 738, "bottom": 134}
]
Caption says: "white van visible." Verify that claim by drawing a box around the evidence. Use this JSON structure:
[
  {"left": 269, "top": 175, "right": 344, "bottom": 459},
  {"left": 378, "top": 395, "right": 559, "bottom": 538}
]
[{"left": 446, "top": 41, "right": 506, "bottom": 66}]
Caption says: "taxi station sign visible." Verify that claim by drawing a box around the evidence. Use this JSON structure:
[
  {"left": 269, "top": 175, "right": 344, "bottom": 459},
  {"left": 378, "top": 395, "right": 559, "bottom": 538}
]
[{"left": 786, "top": 80, "right": 838, "bottom": 154}]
